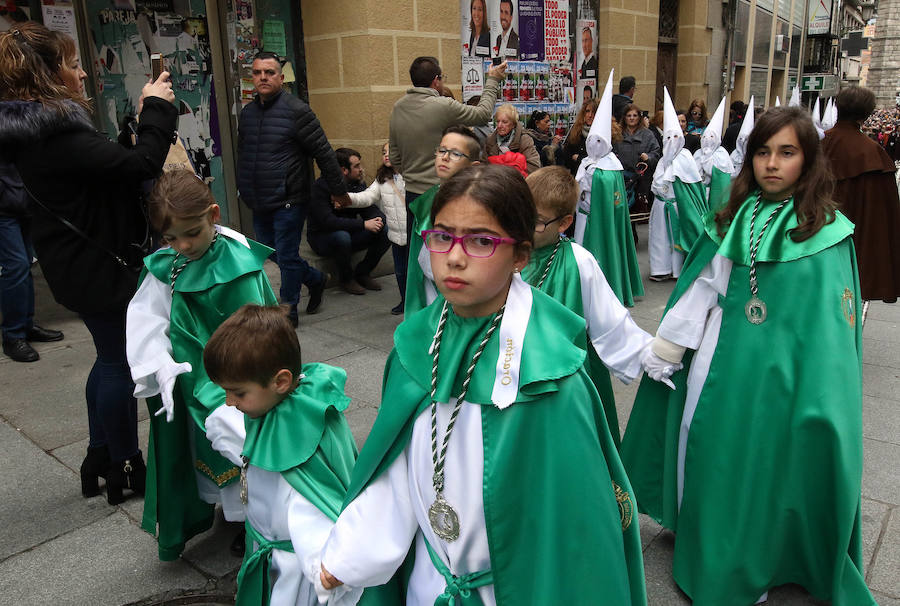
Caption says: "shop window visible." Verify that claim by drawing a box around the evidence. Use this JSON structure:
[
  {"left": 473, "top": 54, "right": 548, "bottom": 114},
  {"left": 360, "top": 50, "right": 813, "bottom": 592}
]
[
  {"left": 750, "top": 68, "right": 768, "bottom": 101},
  {"left": 790, "top": 25, "right": 801, "bottom": 68}
]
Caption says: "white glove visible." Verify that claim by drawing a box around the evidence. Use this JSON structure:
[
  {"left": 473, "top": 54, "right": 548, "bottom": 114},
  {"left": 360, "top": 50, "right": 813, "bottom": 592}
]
[
  {"left": 641, "top": 349, "right": 681, "bottom": 390},
  {"left": 154, "top": 360, "right": 192, "bottom": 422}
]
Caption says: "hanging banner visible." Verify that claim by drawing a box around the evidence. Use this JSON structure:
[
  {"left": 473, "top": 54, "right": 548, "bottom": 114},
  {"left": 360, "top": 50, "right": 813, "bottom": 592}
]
[
  {"left": 544, "top": 0, "right": 569, "bottom": 63},
  {"left": 518, "top": 0, "right": 543, "bottom": 60},
  {"left": 461, "top": 0, "right": 497, "bottom": 60}
]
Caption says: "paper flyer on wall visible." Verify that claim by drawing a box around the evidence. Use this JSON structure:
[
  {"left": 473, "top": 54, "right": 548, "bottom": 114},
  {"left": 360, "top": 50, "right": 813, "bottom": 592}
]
[
  {"left": 461, "top": 0, "right": 498, "bottom": 60},
  {"left": 517, "top": 0, "right": 543, "bottom": 60},
  {"left": 544, "top": 0, "right": 569, "bottom": 63}
]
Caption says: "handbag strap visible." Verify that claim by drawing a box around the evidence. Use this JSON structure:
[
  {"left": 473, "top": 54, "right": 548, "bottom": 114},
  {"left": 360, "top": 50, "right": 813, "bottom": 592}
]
[{"left": 22, "top": 180, "right": 146, "bottom": 271}]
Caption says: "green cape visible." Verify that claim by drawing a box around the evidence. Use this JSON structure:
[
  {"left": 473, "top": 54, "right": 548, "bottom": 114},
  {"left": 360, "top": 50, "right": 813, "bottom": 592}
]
[
  {"left": 580, "top": 169, "right": 643, "bottom": 306},
  {"left": 141, "top": 233, "right": 277, "bottom": 561},
  {"left": 666, "top": 178, "right": 708, "bottom": 254},
  {"left": 620, "top": 193, "right": 873, "bottom": 605},
  {"left": 343, "top": 290, "right": 647, "bottom": 605},
  {"left": 521, "top": 238, "right": 620, "bottom": 445},
  {"left": 404, "top": 185, "right": 439, "bottom": 316},
  {"left": 706, "top": 166, "right": 732, "bottom": 213},
  {"left": 236, "top": 363, "right": 358, "bottom": 606}
]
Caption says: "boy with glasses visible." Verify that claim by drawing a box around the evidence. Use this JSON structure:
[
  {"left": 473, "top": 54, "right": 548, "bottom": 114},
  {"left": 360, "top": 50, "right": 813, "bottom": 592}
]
[
  {"left": 405, "top": 125, "right": 483, "bottom": 315},
  {"left": 522, "top": 167, "right": 651, "bottom": 445}
]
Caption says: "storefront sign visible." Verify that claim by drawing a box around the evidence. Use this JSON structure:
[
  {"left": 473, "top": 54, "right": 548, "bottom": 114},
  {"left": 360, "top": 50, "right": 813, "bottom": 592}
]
[{"left": 807, "top": 0, "right": 832, "bottom": 35}]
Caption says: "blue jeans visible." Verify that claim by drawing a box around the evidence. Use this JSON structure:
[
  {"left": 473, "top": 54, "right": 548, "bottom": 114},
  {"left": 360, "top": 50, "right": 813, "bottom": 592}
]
[
  {"left": 80, "top": 310, "right": 139, "bottom": 462},
  {"left": 252, "top": 204, "right": 323, "bottom": 310},
  {"left": 0, "top": 216, "right": 34, "bottom": 341}
]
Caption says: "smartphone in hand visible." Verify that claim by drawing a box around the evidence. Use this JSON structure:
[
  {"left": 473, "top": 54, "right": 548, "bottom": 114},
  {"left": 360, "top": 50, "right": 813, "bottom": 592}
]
[
  {"left": 492, "top": 56, "right": 502, "bottom": 66},
  {"left": 151, "top": 53, "right": 165, "bottom": 80}
]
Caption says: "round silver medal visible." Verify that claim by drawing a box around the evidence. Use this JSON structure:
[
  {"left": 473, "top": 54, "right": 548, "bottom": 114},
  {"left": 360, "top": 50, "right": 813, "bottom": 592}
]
[
  {"left": 428, "top": 494, "right": 461, "bottom": 542},
  {"left": 745, "top": 296, "right": 767, "bottom": 325}
]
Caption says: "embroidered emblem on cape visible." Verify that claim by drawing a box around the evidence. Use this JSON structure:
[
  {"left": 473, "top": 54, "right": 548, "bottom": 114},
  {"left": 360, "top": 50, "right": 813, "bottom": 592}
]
[
  {"left": 195, "top": 460, "right": 240, "bottom": 486},
  {"left": 613, "top": 481, "right": 633, "bottom": 531},
  {"left": 841, "top": 287, "right": 855, "bottom": 327},
  {"left": 614, "top": 190, "right": 622, "bottom": 207}
]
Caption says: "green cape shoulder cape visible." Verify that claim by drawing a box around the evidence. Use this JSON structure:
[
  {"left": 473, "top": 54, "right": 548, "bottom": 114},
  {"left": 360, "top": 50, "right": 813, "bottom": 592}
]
[{"left": 344, "top": 289, "right": 647, "bottom": 605}]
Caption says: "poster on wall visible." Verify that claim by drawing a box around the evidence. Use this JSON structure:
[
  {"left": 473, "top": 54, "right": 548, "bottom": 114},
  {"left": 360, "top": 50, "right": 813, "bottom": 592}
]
[
  {"left": 461, "top": 0, "right": 496, "bottom": 60},
  {"left": 575, "top": 19, "right": 596, "bottom": 107},
  {"left": 544, "top": 0, "right": 569, "bottom": 63},
  {"left": 41, "top": 2, "right": 82, "bottom": 60},
  {"left": 517, "top": 0, "right": 542, "bottom": 60},
  {"left": 462, "top": 56, "right": 485, "bottom": 102},
  {"left": 494, "top": 0, "right": 519, "bottom": 60}
]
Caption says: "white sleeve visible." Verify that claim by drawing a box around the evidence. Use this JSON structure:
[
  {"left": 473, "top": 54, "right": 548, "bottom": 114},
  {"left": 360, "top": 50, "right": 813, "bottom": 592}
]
[
  {"left": 346, "top": 181, "right": 381, "bottom": 209},
  {"left": 571, "top": 244, "right": 654, "bottom": 383},
  {"left": 321, "top": 451, "right": 417, "bottom": 588},
  {"left": 657, "top": 253, "right": 732, "bottom": 350},
  {"left": 126, "top": 272, "right": 174, "bottom": 398},
  {"left": 204, "top": 405, "right": 246, "bottom": 466}
]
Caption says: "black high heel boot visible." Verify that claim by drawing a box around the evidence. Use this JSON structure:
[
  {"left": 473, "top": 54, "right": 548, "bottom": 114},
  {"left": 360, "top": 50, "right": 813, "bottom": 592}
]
[
  {"left": 106, "top": 453, "right": 146, "bottom": 505},
  {"left": 80, "top": 445, "right": 110, "bottom": 498}
]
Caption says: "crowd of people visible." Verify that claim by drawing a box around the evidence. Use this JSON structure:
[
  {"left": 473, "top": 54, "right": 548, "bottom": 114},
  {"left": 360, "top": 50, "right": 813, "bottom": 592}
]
[
  {"left": 2, "top": 19, "right": 899, "bottom": 606},
  {"left": 862, "top": 105, "right": 900, "bottom": 160}
]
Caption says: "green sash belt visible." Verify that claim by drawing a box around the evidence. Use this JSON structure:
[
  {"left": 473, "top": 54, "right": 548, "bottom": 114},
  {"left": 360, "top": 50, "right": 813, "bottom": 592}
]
[
  {"left": 424, "top": 538, "right": 493, "bottom": 606},
  {"left": 235, "top": 520, "right": 295, "bottom": 606}
]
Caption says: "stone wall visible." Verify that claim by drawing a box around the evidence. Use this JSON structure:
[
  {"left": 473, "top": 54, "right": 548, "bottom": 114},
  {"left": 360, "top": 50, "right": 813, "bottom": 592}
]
[
  {"left": 868, "top": 0, "right": 900, "bottom": 107},
  {"left": 595, "top": 0, "right": 660, "bottom": 111}
]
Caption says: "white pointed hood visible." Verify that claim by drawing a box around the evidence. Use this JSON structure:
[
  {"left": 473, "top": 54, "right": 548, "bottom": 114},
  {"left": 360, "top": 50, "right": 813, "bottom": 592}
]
[
  {"left": 693, "top": 96, "right": 733, "bottom": 181},
  {"left": 822, "top": 97, "right": 837, "bottom": 130},
  {"left": 788, "top": 86, "right": 800, "bottom": 107},
  {"left": 775, "top": 96, "right": 781, "bottom": 107},
  {"left": 811, "top": 97, "right": 825, "bottom": 139},
  {"left": 651, "top": 87, "right": 685, "bottom": 199},
  {"left": 576, "top": 69, "right": 622, "bottom": 192},
  {"left": 730, "top": 95, "right": 754, "bottom": 174}
]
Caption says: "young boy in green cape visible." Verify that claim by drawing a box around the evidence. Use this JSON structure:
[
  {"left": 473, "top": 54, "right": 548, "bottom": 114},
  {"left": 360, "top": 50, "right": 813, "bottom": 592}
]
[
  {"left": 203, "top": 304, "right": 363, "bottom": 606},
  {"left": 405, "top": 125, "right": 482, "bottom": 315},
  {"left": 523, "top": 166, "right": 652, "bottom": 446}
]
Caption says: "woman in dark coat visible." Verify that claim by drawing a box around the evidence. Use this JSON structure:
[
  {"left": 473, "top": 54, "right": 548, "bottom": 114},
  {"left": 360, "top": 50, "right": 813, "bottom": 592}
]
[
  {"left": 823, "top": 86, "right": 900, "bottom": 304},
  {"left": 0, "top": 23, "right": 177, "bottom": 502}
]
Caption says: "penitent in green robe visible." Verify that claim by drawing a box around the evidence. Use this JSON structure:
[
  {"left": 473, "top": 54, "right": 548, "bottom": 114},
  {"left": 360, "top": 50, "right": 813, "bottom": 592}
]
[
  {"left": 235, "top": 363, "right": 359, "bottom": 606},
  {"left": 521, "top": 238, "right": 619, "bottom": 445},
  {"left": 141, "top": 235, "right": 277, "bottom": 561},
  {"left": 620, "top": 193, "right": 875, "bottom": 605},
  {"left": 580, "top": 169, "right": 643, "bottom": 306},
  {"left": 404, "top": 185, "right": 439, "bottom": 316},
  {"left": 342, "top": 288, "right": 647, "bottom": 605}
]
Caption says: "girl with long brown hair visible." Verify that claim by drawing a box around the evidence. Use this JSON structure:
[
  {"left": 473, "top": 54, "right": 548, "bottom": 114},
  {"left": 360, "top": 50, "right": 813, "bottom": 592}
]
[
  {"left": 562, "top": 97, "right": 599, "bottom": 176},
  {"left": 623, "top": 106, "right": 875, "bottom": 605}
]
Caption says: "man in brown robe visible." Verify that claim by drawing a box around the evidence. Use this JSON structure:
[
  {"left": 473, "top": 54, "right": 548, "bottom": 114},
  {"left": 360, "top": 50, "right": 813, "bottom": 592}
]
[{"left": 823, "top": 87, "right": 900, "bottom": 303}]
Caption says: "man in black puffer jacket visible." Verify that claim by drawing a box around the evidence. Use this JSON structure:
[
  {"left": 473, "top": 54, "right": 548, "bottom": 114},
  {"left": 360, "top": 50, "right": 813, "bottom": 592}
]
[{"left": 237, "top": 52, "right": 350, "bottom": 326}]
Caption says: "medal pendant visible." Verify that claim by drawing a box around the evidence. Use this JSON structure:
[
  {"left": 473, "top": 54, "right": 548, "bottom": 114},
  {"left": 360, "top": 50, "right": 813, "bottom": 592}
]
[
  {"left": 428, "top": 494, "right": 461, "bottom": 542},
  {"left": 239, "top": 457, "right": 249, "bottom": 505},
  {"left": 745, "top": 296, "right": 767, "bottom": 325}
]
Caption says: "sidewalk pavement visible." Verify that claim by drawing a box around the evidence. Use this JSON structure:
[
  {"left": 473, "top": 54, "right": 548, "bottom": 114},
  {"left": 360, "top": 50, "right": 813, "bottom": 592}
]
[{"left": 1, "top": 223, "right": 897, "bottom": 605}]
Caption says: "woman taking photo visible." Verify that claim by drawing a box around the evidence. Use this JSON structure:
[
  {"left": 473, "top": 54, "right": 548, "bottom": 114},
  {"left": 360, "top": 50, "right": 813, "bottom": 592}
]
[
  {"left": 525, "top": 110, "right": 562, "bottom": 167},
  {"left": 485, "top": 103, "right": 541, "bottom": 175},
  {"left": 466, "top": 0, "right": 491, "bottom": 58},
  {"left": 613, "top": 104, "right": 660, "bottom": 208},
  {"left": 0, "top": 23, "right": 176, "bottom": 504},
  {"left": 563, "top": 97, "right": 599, "bottom": 176}
]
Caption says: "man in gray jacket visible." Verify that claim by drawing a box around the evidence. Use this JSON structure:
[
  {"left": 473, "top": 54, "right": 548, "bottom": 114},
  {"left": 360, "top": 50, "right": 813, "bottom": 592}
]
[{"left": 388, "top": 56, "right": 507, "bottom": 209}]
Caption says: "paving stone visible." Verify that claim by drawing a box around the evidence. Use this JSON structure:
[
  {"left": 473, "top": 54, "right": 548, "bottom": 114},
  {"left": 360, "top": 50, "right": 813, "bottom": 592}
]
[
  {"left": 640, "top": 530, "right": 689, "bottom": 604},
  {"left": 862, "top": 363, "right": 900, "bottom": 402},
  {"left": 297, "top": 325, "right": 368, "bottom": 364},
  {"left": 325, "top": 347, "right": 390, "bottom": 406},
  {"left": 870, "top": 509, "right": 900, "bottom": 596},
  {"left": 862, "top": 439, "right": 900, "bottom": 504},
  {"left": 865, "top": 301, "right": 900, "bottom": 323},
  {"left": 313, "top": 307, "right": 403, "bottom": 352},
  {"left": 0, "top": 512, "right": 206, "bottom": 606},
  {"left": 863, "top": 337, "right": 900, "bottom": 370},
  {"left": 182, "top": 512, "right": 244, "bottom": 579},
  {"left": 0, "top": 420, "right": 112, "bottom": 561},
  {"left": 872, "top": 590, "right": 900, "bottom": 605},
  {"left": 862, "top": 498, "right": 892, "bottom": 577},
  {"left": 638, "top": 513, "right": 664, "bottom": 551},
  {"left": 863, "top": 395, "right": 900, "bottom": 445}
]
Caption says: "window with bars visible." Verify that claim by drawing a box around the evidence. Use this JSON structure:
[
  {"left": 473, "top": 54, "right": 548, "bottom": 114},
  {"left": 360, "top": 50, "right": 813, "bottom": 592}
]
[{"left": 658, "top": 0, "right": 679, "bottom": 42}]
